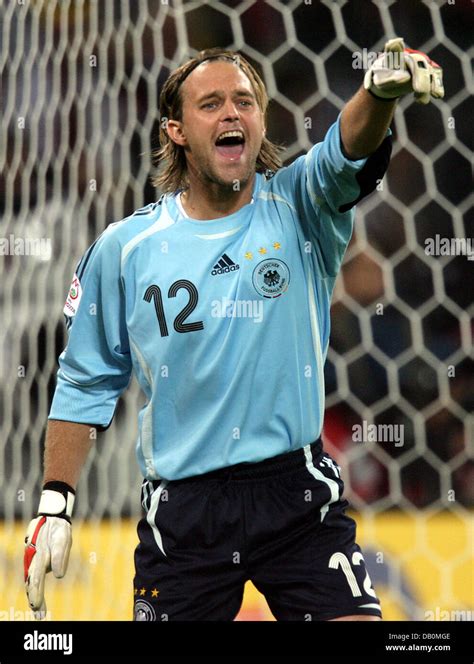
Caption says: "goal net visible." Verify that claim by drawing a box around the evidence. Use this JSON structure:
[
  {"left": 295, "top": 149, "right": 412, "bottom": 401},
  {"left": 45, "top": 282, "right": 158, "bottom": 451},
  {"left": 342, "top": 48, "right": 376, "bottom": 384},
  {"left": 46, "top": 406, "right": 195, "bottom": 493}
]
[{"left": 1, "top": 0, "right": 472, "bottom": 621}]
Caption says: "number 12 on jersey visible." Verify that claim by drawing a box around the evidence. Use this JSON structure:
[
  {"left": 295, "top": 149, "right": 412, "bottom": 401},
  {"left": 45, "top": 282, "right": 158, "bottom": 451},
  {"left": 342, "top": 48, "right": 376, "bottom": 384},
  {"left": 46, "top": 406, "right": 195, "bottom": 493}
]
[{"left": 144, "top": 280, "right": 204, "bottom": 336}]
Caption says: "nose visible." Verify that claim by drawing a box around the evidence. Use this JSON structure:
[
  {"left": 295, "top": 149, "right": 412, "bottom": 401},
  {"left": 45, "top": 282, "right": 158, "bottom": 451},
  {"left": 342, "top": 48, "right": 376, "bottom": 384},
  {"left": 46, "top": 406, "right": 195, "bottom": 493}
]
[{"left": 220, "top": 98, "right": 240, "bottom": 122}]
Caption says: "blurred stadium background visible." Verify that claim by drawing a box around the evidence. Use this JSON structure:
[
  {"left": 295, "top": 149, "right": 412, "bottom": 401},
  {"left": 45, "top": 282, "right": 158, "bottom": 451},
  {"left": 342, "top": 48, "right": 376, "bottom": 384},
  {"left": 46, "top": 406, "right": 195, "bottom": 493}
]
[{"left": 0, "top": 0, "right": 472, "bottom": 621}]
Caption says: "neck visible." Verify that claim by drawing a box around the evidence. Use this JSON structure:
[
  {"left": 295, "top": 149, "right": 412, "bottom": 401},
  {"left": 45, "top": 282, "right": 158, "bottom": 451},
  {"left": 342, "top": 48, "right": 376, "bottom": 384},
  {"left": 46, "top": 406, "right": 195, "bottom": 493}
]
[{"left": 180, "top": 175, "right": 255, "bottom": 220}]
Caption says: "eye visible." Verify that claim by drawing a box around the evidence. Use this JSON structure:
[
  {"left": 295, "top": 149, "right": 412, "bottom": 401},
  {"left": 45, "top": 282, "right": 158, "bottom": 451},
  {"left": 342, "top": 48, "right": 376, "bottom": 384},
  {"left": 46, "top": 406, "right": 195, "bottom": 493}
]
[
  {"left": 238, "top": 100, "right": 252, "bottom": 107},
  {"left": 202, "top": 102, "right": 217, "bottom": 110}
]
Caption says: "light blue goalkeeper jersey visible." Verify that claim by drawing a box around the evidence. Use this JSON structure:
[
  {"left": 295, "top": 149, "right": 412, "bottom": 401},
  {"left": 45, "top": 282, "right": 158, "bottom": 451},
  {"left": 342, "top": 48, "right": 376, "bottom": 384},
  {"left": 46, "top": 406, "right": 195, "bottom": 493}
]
[{"left": 49, "top": 116, "right": 391, "bottom": 480}]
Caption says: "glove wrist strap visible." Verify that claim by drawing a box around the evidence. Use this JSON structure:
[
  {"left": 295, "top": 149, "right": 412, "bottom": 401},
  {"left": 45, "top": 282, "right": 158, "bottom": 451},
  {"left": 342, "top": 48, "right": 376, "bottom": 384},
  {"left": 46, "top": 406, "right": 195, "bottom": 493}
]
[
  {"left": 38, "top": 481, "right": 75, "bottom": 520},
  {"left": 366, "top": 87, "right": 400, "bottom": 102},
  {"left": 363, "top": 70, "right": 401, "bottom": 101}
]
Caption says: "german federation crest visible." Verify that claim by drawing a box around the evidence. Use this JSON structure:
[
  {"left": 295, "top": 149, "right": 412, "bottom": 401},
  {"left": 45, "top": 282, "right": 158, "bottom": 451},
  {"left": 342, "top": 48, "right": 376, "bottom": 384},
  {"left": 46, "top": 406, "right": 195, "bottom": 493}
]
[
  {"left": 252, "top": 259, "right": 290, "bottom": 298},
  {"left": 134, "top": 599, "right": 156, "bottom": 621}
]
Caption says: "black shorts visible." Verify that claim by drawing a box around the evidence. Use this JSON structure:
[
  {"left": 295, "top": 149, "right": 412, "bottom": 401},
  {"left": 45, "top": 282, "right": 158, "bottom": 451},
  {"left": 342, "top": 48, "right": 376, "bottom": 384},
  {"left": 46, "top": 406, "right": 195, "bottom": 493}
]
[{"left": 133, "top": 439, "right": 382, "bottom": 621}]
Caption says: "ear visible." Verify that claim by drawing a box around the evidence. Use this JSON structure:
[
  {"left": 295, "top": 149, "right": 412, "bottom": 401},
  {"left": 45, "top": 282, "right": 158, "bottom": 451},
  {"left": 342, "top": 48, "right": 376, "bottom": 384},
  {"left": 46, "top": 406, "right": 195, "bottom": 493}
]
[{"left": 166, "top": 119, "right": 187, "bottom": 147}]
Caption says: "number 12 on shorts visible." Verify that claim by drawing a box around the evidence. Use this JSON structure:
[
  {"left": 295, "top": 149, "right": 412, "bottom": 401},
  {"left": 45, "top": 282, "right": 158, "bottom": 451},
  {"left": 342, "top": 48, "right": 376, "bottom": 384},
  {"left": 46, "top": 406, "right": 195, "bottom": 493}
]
[{"left": 329, "top": 551, "right": 377, "bottom": 598}]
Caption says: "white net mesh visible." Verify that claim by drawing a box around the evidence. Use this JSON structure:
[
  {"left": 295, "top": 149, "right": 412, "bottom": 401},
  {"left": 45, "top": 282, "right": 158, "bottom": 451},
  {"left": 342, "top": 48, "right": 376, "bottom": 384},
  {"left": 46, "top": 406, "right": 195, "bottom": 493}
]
[{"left": 1, "top": 0, "right": 472, "bottom": 620}]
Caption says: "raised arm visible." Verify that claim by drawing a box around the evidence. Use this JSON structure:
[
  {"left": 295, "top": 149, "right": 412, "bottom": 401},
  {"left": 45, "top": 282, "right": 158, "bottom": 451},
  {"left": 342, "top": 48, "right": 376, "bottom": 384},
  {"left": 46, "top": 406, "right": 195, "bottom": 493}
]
[
  {"left": 341, "top": 37, "right": 444, "bottom": 160},
  {"left": 340, "top": 87, "right": 396, "bottom": 160}
]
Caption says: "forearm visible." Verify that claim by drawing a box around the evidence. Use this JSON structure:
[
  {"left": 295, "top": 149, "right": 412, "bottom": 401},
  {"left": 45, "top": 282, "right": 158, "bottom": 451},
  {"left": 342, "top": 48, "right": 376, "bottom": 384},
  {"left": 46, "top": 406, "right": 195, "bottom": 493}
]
[
  {"left": 43, "top": 420, "right": 94, "bottom": 489},
  {"left": 340, "top": 86, "right": 396, "bottom": 160}
]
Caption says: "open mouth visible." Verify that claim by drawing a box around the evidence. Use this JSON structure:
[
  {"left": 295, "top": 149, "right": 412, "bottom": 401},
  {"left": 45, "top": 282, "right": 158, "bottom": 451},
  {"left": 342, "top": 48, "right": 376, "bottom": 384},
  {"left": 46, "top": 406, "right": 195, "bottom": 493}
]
[{"left": 215, "top": 130, "right": 245, "bottom": 160}]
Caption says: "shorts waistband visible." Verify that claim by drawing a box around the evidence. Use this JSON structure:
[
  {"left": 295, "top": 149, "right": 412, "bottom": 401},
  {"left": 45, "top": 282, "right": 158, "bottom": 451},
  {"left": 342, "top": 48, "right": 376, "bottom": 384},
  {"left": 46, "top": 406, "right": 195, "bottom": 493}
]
[{"left": 167, "top": 438, "right": 323, "bottom": 484}]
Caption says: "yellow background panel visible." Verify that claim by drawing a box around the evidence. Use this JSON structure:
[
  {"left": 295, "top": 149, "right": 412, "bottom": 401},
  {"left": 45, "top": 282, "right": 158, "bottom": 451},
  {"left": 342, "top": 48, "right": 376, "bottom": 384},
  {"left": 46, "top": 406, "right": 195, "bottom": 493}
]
[{"left": 1, "top": 512, "right": 472, "bottom": 621}]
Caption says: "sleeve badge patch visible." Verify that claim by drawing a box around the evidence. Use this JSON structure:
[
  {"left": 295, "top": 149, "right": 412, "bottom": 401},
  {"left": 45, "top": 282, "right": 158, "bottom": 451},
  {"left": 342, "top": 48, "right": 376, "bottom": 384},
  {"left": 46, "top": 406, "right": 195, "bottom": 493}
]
[{"left": 63, "top": 273, "right": 82, "bottom": 316}]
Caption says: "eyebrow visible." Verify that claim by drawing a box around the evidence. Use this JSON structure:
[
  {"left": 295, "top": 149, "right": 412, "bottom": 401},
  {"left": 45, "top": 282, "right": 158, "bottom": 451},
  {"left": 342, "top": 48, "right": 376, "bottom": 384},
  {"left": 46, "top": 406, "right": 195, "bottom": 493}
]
[{"left": 196, "top": 89, "right": 255, "bottom": 103}]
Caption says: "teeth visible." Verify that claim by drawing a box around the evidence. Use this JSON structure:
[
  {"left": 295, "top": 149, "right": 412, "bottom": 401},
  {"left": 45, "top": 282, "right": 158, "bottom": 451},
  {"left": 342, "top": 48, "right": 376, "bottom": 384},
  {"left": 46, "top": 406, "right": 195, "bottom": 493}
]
[{"left": 216, "top": 130, "right": 244, "bottom": 141}]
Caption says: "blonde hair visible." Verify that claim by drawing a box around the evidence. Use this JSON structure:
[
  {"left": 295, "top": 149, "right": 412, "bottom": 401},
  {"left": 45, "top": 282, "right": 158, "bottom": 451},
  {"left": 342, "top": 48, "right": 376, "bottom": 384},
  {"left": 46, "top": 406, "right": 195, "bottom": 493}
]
[{"left": 151, "top": 48, "right": 283, "bottom": 193}]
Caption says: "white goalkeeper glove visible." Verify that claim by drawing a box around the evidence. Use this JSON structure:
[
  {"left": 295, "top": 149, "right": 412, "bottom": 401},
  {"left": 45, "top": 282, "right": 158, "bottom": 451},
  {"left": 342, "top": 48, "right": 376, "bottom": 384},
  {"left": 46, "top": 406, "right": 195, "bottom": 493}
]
[
  {"left": 24, "top": 482, "right": 75, "bottom": 619},
  {"left": 364, "top": 37, "right": 444, "bottom": 104}
]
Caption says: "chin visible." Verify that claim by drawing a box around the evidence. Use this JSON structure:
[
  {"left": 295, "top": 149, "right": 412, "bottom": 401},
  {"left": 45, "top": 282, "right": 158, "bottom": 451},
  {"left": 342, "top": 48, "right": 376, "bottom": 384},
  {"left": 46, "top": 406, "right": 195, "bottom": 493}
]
[{"left": 217, "top": 166, "right": 253, "bottom": 188}]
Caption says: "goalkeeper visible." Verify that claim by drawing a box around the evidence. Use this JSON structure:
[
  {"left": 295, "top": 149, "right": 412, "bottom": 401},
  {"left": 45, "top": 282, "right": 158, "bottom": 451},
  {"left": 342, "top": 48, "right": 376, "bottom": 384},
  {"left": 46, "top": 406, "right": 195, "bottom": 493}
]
[{"left": 25, "top": 39, "right": 443, "bottom": 621}]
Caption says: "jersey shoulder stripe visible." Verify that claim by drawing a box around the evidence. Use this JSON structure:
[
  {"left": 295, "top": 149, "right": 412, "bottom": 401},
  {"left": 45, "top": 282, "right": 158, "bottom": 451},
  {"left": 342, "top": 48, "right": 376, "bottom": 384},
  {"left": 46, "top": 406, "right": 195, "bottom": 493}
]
[
  {"left": 76, "top": 236, "right": 101, "bottom": 281},
  {"left": 75, "top": 198, "right": 165, "bottom": 280},
  {"left": 121, "top": 198, "right": 175, "bottom": 265},
  {"left": 132, "top": 196, "right": 164, "bottom": 216},
  {"left": 65, "top": 199, "right": 165, "bottom": 330}
]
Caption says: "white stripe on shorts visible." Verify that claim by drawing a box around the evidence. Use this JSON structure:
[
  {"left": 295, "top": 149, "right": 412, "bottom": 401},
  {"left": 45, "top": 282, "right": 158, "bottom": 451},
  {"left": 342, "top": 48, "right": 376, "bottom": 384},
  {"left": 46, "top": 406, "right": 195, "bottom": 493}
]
[
  {"left": 141, "top": 479, "right": 151, "bottom": 511},
  {"left": 146, "top": 480, "right": 169, "bottom": 557},
  {"left": 303, "top": 444, "right": 340, "bottom": 522},
  {"left": 357, "top": 603, "right": 382, "bottom": 611}
]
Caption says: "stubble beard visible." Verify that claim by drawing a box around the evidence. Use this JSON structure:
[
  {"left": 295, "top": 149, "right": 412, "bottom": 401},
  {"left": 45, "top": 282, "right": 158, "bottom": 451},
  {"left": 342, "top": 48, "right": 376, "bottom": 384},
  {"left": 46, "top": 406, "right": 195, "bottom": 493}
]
[{"left": 196, "top": 147, "right": 258, "bottom": 193}]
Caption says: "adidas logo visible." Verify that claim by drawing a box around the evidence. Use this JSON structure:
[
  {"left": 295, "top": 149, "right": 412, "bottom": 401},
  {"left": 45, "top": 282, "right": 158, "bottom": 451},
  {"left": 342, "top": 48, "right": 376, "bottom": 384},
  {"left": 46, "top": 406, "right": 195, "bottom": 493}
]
[{"left": 211, "top": 253, "right": 240, "bottom": 276}]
